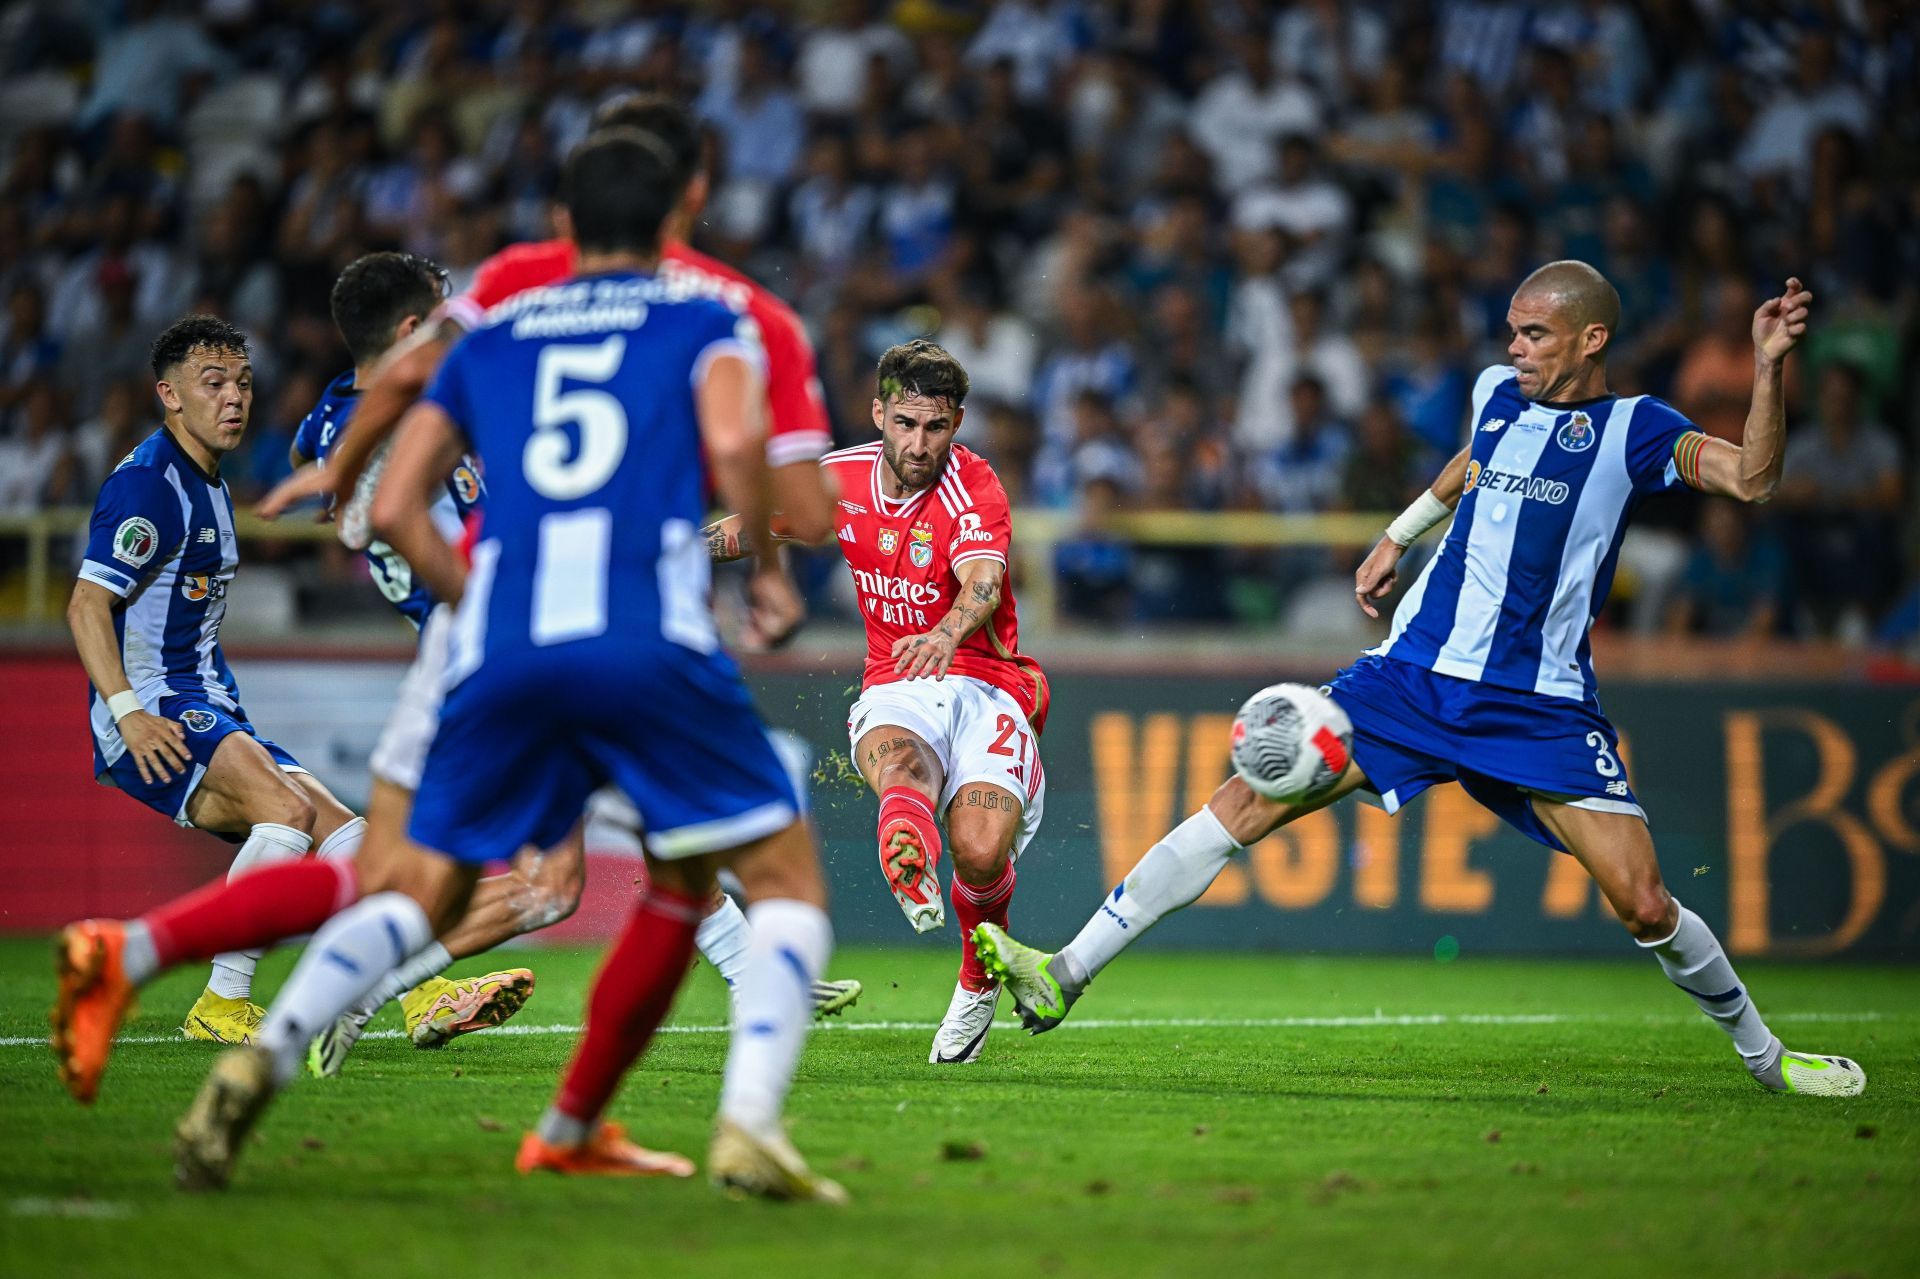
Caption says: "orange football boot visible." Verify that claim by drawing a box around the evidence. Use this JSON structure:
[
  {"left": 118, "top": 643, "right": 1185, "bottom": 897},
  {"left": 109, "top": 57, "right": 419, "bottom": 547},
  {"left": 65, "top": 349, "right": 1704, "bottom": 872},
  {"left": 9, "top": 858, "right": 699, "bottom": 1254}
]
[
  {"left": 51, "top": 920, "right": 137, "bottom": 1105},
  {"left": 516, "top": 1121, "right": 695, "bottom": 1178}
]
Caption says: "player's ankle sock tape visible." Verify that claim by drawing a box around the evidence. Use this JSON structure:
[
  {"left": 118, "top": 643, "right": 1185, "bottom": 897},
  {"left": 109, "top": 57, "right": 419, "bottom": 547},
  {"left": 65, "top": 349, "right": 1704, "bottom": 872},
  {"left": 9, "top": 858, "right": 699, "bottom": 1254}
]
[
  {"left": 1061, "top": 806, "right": 1238, "bottom": 983},
  {"left": 719, "top": 898, "right": 832, "bottom": 1138},
  {"left": 1637, "top": 900, "right": 1774, "bottom": 1059},
  {"left": 258, "top": 891, "right": 433, "bottom": 1085}
]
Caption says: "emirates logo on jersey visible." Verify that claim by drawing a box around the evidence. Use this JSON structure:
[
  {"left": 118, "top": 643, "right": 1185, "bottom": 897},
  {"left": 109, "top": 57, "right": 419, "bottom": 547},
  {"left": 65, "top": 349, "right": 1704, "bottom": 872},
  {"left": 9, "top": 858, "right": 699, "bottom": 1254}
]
[{"left": 908, "top": 527, "right": 934, "bottom": 568}]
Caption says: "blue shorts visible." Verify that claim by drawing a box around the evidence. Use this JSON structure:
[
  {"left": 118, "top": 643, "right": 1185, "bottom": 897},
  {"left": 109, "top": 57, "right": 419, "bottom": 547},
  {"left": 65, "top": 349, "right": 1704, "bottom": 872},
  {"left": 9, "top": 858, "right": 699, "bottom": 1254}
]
[
  {"left": 408, "top": 644, "right": 802, "bottom": 865},
  {"left": 96, "top": 693, "right": 305, "bottom": 828},
  {"left": 1325, "top": 654, "right": 1643, "bottom": 852}
]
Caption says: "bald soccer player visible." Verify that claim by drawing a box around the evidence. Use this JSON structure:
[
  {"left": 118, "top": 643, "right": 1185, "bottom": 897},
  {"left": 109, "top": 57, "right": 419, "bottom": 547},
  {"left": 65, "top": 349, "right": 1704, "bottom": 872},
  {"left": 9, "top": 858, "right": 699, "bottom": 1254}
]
[{"left": 979, "top": 262, "right": 1868, "bottom": 1098}]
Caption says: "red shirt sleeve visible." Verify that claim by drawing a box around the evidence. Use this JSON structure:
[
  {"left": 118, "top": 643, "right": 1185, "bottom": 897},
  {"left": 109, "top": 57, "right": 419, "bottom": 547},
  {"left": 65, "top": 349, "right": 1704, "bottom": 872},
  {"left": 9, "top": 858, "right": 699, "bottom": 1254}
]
[
  {"left": 949, "top": 459, "right": 1011, "bottom": 571},
  {"left": 443, "top": 241, "right": 575, "bottom": 330},
  {"left": 754, "top": 296, "right": 832, "bottom": 466}
]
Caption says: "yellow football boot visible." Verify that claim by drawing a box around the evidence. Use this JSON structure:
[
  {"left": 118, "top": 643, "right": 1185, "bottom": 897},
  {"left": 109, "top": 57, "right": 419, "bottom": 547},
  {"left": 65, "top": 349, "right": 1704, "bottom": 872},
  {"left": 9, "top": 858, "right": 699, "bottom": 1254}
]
[
  {"left": 402, "top": 969, "right": 536, "bottom": 1049},
  {"left": 181, "top": 989, "right": 265, "bottom": 1044}
]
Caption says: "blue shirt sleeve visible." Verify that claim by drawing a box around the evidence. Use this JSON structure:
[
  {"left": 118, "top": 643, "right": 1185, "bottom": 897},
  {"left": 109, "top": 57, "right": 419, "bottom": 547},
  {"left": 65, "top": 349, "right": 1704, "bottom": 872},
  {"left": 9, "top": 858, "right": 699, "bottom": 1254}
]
[
  {"left": 1624, "top": 396, "right": 1699, "bottom": 494},
  {"left": 79, "top": 465, "right": 187, "bottom": 598},
  {"left": 291, "top": 400, "right": 327, "bottom": 463},
  {"left": 420, "top": 333, "right": 479, "bottom": 441}
]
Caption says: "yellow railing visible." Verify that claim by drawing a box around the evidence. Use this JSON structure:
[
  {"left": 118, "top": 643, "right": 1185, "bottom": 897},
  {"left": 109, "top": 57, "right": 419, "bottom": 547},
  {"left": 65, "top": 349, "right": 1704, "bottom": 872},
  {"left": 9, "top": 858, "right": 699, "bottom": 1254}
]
[{"left": 0, "top": 506, "right": 1394, "bottom": 630}]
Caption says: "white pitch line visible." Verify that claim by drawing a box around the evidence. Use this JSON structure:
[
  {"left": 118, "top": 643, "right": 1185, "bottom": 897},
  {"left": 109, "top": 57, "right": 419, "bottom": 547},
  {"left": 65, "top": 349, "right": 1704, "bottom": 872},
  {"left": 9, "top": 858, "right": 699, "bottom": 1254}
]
[{"left": 0, "top": 1009, "right": 1892, "bottom": 1050}]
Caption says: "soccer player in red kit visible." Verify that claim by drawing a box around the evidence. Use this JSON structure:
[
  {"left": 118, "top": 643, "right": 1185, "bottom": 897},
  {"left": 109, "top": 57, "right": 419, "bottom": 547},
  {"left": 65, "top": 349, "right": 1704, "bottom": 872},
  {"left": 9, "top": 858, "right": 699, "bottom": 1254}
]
[{"left": 717, "top": 340, "right": 1049, "bottom": 1064}]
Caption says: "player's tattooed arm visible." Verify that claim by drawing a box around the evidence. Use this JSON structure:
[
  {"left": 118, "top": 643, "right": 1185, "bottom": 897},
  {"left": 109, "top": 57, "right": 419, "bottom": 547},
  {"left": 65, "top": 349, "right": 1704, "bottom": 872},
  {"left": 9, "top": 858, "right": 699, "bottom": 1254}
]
[
  {"left": 706, "top": 515, "right": 746, "bottom": 562},
  {"left": 891, "top": 560, "right": 1004, "bottom": 680}
]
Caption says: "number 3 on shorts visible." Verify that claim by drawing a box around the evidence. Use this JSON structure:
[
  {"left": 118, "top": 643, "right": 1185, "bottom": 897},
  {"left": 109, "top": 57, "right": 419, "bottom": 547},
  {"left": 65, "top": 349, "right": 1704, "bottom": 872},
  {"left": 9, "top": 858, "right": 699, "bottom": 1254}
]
[
  {"left": 1585, "top": 730, "right": 1621, "bottom": 778},
  {"left": 988, "top": 713, "right": 1031, "bottom": 785}
]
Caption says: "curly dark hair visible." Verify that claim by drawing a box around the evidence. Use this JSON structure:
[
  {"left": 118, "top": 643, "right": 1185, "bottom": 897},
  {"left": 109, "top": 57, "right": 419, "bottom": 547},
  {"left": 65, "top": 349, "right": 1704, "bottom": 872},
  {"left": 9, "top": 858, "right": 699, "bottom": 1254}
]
[
  {"left": 150, "top": 314, "right": 250, "bottom": 380},
  {"left": 875, "top": 339, "right": 969, "bottom": 407}
]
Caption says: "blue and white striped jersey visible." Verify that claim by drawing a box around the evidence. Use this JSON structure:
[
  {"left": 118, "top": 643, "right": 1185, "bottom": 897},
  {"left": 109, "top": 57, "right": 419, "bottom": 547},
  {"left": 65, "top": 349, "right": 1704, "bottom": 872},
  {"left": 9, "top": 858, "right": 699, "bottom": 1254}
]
[
  {"left": 79, "top": 428, "right": 244, "bottom": 764},
  {"left": 293, "top": 370, "right": 483, "bottom": 629},
  {"left": 1375, "top": 364, "right": 1696, "bottom": 703},
  {"left": 420, "top": 270, "right": 764, "bottom": 679}
]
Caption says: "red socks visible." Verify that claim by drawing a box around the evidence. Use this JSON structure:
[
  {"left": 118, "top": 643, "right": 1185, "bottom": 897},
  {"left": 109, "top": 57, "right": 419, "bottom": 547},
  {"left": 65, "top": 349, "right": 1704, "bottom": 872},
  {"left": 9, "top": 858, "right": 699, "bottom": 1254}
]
[
  {"left": 143, "top": 857, "right": 358, "bottom": 968},
  {"left": 953, "top": 859, "right": 1017, "bottom": 992},
  {"left": 877, "top": 786, "right": 943, "bottom": 908},
  {"left": 553, "top": 885, "right": 706, "bottom": 1124}
]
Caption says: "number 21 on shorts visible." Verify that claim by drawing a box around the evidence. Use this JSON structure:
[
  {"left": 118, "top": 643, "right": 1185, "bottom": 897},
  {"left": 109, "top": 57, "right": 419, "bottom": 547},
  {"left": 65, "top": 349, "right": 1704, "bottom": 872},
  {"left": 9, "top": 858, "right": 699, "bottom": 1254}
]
[{"left": 988, "top": 713, "right": 1032, "bottom": 786}]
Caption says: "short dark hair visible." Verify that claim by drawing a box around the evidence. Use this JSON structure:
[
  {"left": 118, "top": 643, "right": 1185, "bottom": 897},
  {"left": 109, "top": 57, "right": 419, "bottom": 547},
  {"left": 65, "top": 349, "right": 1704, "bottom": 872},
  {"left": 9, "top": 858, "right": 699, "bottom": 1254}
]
[
  {"left": 150, "top": 315, "right": 249, "bottom": 380},
  {"left": 330, "top": 251, "right": 448, "bottom": 364},
  {"left": 561, "top": 131, "right": 685, "bottom": 257},
  {"left": 875, "top": 340, "right": 969, "bottom": 407},
  {"left": 589, "top": 92, "right": 704, "bottom": 188}
]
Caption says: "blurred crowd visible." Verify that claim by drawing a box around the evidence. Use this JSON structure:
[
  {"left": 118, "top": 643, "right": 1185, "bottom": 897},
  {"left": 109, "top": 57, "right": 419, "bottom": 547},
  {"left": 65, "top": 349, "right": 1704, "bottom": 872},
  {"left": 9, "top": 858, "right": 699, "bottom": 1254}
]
[{"left": 0, "top": 0, "right": 1914, "bottom": 644}]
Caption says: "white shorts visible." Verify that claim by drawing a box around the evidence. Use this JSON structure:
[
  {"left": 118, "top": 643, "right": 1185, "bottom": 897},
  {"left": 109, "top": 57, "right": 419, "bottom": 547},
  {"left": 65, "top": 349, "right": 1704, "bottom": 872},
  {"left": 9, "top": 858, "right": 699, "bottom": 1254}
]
[
  {"left": 369, "top": 604, "right": 453, "bottom": 792},
  {"left": 847, "top": 676, "right": 1045, "bottom": 859}
]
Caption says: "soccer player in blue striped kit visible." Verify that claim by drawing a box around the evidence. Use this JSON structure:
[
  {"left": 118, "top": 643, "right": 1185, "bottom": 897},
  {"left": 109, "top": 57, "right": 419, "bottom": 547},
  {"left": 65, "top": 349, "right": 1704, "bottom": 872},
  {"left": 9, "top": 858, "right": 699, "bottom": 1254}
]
[{"left": 980, "top": 262, "right": 1867, "bottom": 1097}]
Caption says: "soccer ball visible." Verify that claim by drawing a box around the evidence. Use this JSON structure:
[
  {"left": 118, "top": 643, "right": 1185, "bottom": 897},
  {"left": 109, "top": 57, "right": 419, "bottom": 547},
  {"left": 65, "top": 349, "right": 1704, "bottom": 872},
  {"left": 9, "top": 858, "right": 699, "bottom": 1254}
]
[{"left": 1229, "top": 683, "right": 1353, "bottom": 802}]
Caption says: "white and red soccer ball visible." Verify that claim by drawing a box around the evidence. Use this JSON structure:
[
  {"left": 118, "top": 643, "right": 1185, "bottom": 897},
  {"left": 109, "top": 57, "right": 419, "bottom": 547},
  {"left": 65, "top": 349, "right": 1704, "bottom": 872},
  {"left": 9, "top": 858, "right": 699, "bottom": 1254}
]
[{"left": 1229, "top": 683, "right": 1353, "bottom": 802}]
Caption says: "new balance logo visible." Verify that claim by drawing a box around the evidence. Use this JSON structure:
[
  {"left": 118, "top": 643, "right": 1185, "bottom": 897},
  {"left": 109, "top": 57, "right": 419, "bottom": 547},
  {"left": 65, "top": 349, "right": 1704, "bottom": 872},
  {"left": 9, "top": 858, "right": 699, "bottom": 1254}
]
[
  {"left": 1481, "top": 418, "right": 1507, "bottom": 433},
  {"left": 1605, "top": 780, "right": 1630, "bottom": 798},
  {"left": 197, "top": 528, "right": 217, "bottom": 543}
]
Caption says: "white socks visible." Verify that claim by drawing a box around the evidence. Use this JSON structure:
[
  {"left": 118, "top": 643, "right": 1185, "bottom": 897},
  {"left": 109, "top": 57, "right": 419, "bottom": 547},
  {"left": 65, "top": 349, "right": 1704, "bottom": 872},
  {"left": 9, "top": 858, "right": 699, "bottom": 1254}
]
[
  {"left": 718, "top": 899, "right": 832, "bottom": 1140},
  {"left": 315, "top": 816, "right": 366, "bottom": 860},
  {"left": 1639, "top": 901, "right": 1777, "bottom": 1065},
  {"left": 348, "top": 941, "right": 455, "bottom": 1018},
  {"left": 696, "top": 894, "right": 753, "bottom": 989},
  {"left": 1057, "top": 807, "right": 1241, "bottom": 989},
  {"left": 208, "top": 822, "right": 312, "bottom": 1001},
  {"left": 257, "top": 892, "right": 433, "bottom": 1084}
]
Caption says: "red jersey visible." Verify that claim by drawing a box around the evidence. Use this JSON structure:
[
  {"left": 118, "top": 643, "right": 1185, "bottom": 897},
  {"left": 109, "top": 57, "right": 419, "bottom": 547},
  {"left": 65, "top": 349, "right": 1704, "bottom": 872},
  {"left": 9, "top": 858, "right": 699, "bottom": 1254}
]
[
  {"left": 443, "top": 238, "right": 831, "bottom": 465},
  {"left": 823, "top": 442, "right": 1050, "bottom": 730}
]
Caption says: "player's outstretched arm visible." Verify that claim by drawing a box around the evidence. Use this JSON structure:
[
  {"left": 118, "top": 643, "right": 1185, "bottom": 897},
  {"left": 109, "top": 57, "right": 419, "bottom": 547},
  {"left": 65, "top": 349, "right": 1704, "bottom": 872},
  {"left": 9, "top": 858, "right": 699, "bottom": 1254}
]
[
  {"left": 699, "top": 351, "right": 803, "bottom": 647},
  {"left": 1354, "top": 446, "right": 1470, "bottom": 618},
  {"left": 369, "top": 402, "right": 470, "bottom": 606},
  {"left": 892, "top": 559, "right": 1004, "bottom": 680},
  {"left": 67, "top": 580, "right": 190, "bottom": 784},
  {"left": 1686, "top": 277, "right": 1812, "bottom": 504}
]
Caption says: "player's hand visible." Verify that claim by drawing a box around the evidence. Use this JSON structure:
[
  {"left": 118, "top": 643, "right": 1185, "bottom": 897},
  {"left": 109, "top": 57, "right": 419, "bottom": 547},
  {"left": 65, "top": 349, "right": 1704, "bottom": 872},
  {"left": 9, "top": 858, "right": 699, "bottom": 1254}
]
[
  {"left": 256, "top": 461, "right": 337, "bottom": 522},
  {"left": 1354, "top": 536, "right": 1404, "bottom": 619},
  {"left": 1752, "top": 277, "right": 1813, "bottom": 366},
  {"left": 705, "top": 516, "right": 744, "bottom": 562},
  {"left": 743, "top": 565, "right": 805, "bottom": 650},
  {"left": 891, "top": 627, "right": 959, "bottom": 680},
  {"left": 119, "top": 710, "right": 191, "bottom": 785}
]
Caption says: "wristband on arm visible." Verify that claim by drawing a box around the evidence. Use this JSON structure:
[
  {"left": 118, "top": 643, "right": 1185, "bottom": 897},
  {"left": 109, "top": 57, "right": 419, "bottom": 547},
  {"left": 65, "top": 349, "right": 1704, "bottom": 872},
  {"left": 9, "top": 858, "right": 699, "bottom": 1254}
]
[
  {"left": 107, "top": 690, "right": 144, "bottom": 723},
  {"left": 1385, "top": 490, "right": 1452, "bottom": 548}
]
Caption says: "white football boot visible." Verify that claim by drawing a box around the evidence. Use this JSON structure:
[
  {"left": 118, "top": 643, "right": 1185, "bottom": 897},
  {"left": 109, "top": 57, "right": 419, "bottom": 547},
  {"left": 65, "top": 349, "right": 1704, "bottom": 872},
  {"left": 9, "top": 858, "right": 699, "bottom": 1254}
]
[{"left": 928, "top": 983, "right": 1000, "bottom": 1064}]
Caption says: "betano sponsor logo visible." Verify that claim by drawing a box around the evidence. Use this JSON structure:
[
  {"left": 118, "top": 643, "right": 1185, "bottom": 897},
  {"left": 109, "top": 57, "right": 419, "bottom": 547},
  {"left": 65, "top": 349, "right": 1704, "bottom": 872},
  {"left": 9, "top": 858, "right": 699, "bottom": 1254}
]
[{"left": 1463, "top": 460, "right": 1570, "bottom": 505}]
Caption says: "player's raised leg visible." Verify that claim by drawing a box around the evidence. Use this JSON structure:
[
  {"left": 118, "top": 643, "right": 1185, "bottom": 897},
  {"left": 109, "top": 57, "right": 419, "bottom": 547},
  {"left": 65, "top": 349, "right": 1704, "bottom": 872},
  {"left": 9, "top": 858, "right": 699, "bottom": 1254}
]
[
  {"left": 931, "top": 781, "right": 1023, "bottom": 1062},
  {"left": 1532, "top": 800, "right": 1865, "bottom": 1096},
  {"left": 978, "top": 765, "right": 1367, "bottom": 1033},
  {"left": 857, "top": 726, "right": 948, "bottom": 932}
]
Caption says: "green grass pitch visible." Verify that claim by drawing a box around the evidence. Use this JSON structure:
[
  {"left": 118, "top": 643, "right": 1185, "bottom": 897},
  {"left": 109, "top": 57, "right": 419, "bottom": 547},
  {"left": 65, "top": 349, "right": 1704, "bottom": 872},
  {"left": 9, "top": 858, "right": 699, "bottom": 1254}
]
[{"left": 2, "top": 937, "right": 1914, "bottom": 1278}]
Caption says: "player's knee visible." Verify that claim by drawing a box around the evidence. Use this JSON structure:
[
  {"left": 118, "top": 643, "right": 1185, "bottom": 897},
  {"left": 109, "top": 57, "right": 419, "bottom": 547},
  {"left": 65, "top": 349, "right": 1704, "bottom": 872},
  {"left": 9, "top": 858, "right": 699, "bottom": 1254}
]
[
  {"left": 259, "top": 782, "right": 317, "bottom": 834},
  {"left": 1616, "top": 885, "right": 1676, "bottom": 940}
]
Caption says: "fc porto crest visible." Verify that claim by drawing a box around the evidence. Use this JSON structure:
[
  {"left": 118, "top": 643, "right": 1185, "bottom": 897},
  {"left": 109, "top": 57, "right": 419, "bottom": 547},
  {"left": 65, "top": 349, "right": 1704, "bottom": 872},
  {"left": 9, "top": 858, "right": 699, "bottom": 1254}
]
[
  {"left": 878, "top": 528, "right": 899, "bottom": 555},
  {"left": 1556, "top": 411, "right": 1596, "bottom": 453},
  {"left": 908, "top": 525, "right": 935, "bottom": 568},
  {"left": 180, "top": 709, "right": 218, "bottom": 732}
]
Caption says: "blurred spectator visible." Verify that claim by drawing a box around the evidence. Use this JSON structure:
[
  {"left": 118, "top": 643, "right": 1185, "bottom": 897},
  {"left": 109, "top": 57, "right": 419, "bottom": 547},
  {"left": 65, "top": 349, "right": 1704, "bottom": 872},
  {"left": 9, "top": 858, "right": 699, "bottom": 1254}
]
[
  {"left": 700, "top": 34, "right": 807, "bottom": 243},
  {"left": 1248, "top": 374, "right": 1354, "bottom": 515},
  {"left": 1674, "top": 277, "right": 1765, "bottom": 443},
  {"left": 2, "top": 280, "right": 61, "bottom": 434},
  {"left": 1735, "top": 29, "right": 1873, "bottom": 197},
  {"left": 933, "top": 287, "right": 1036, "bottom": 410},
  {"left": 78, "top": 0, "right": 228, "bottom": 131},
  {"left": 1778, "top": 362, "right": 1905, "bottom": 640},
  {"left": 1190, "top": 30, "right": 1322, "bottom": 197},
  {"left": 1272, "top": 1, "right": 1390, "bottom": 111},
  {"left": 1031, "top": 287, "right": 1136, "bottom": 493},
  {"left": 1664, "top": 501, "right": 1785, "bottom": 639},
  {"left": 1231, "top": 136, "right": 1352, "bottom": 291},
  {"left": 1340, "top": 400, "right": 1426, "bottom": 513},
  {"left": 1056, "top": 475, "right": 1133, "bottom": 624},
  {"left": 789, "top": 133, "right": 877, "bottom": 290},
  {"left": 1381, "top": 303, "right": 1471, "bottom": 456},
  {"left": 0, "top": 380, "right": 74, "bottom": 511},
  {"left": 797, "top": 0, "right": 912, "bottom": 118},
  {"left": 965, "top": 0, "right": 1086, "bottom": 104},
  {"left": 72, "top": 379, "right": 149, "bottom": 491}
]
